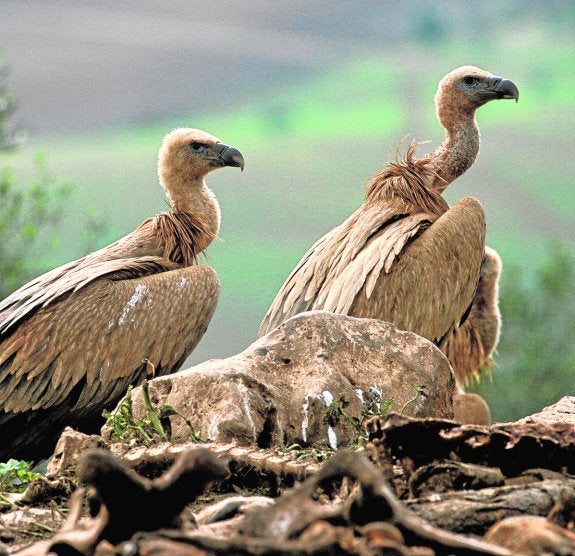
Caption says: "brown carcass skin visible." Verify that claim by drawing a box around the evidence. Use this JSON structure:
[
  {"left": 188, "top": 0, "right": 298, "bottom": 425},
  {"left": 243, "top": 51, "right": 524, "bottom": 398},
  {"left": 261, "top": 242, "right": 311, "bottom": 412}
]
[
  {"left": 259, "top": 66, "right": 517, "bottom": 386},
  {"left": 0, "top": 128, "right": 244, "bottom": 462}
]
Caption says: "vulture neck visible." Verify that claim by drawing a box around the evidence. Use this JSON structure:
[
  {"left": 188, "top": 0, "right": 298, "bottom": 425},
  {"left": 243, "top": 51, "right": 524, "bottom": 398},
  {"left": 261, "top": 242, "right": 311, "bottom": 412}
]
[
  {"left": 430, "top": 107, "right": 480, "bottom": 194},
  {"left": 165, "top": 176, "right": 221, "bottom": 254}
]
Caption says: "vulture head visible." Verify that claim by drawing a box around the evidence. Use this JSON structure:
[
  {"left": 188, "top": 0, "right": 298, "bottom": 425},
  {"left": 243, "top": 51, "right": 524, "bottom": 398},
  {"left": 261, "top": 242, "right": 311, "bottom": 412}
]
[
  {"left": 158, "top": 127, "right": 244, "bottom": 194},
  {"left": 435, "top": 66, "right": 519, "bottom": 126}
]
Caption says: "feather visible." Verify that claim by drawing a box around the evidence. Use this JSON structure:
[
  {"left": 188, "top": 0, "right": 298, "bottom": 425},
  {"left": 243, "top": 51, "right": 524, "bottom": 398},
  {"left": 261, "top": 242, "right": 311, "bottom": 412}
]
[{"left": 153, "top": 212, "right": 214, "bottom": 266}]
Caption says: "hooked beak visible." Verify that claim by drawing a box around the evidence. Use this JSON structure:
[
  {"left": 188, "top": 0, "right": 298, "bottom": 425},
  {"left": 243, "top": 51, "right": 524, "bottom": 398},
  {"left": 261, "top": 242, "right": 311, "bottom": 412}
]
[
  {"left": 488, "top": 76, "right": 519, "bottom": 102},
  {"left": 214, "top": 142, "right": 245, "bottom": 171}
]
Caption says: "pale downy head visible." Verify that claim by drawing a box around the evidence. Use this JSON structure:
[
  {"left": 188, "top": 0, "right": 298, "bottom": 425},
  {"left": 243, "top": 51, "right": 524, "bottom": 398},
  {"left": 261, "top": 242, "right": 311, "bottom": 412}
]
[
  {"left": 435, "top": 66, "right": 519, "bottom": 127},
  {"left": 157, "top": 128, "right": 244, "bottom": 205}
]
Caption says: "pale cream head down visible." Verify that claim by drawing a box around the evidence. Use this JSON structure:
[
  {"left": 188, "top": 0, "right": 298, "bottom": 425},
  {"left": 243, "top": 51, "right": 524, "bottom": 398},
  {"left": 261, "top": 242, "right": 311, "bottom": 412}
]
[
  {"left": 434, "top": 65, "right": 519, "bottom": 128},
  {"left": 157, "top": 127, "right": 244, "bottom": 213},
  {"left": 158, "top": 128, "right": 223, "bottom": 188}
]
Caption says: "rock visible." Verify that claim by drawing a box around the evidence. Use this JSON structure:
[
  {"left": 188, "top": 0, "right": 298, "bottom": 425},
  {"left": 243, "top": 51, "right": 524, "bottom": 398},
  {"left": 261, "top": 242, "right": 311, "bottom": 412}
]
[
  {"left": 453, "top": 392, "right": 491, "bottom": 425},
  {"left": 46, "top": 427, "right": 108, "bottom": 479},
  {"left": 484, "top": 515, "right": 575, "bottom": 555},
  {"left": 120, "top": 311, "right": 455, "bottom": 449},
  {"left": 519, "top": 396, "right": 575, "bottom": 425},
  {"left": 408, "top": 461, "right": 504, "bottom": 497}
]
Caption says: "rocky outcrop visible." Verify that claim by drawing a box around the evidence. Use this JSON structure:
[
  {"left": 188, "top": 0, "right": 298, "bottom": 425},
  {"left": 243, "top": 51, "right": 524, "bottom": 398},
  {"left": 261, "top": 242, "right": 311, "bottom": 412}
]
[
  {"left": 519, "top": 396, "right": 575, "bottom": 425},
  {"left": 118, "top": 311, "right": 455, "bottom": 450}
]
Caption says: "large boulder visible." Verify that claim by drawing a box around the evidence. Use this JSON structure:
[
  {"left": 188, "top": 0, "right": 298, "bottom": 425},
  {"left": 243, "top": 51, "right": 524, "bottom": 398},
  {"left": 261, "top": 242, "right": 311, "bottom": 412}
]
[{"left": 117, "top": 311, "right": 455, "bottom": 449}]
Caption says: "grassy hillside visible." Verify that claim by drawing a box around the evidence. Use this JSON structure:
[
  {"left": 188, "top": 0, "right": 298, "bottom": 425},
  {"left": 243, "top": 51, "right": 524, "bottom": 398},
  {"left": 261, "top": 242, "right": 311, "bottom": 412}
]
[{"left": 3, "top": 37, "right": 575, "bottom": 421}]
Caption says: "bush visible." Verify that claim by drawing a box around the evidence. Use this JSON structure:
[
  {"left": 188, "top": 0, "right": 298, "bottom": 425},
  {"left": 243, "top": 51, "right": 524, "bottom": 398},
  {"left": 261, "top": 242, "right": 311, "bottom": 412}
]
[
  {"left": 471, "top": 242, "right": 575, "bottom": 421},
  {"left": 0, "top": 157, "right": 76, "bottom": 298},
  {"left": 0, "top": 57, "right": 106, "bottom": 299}
]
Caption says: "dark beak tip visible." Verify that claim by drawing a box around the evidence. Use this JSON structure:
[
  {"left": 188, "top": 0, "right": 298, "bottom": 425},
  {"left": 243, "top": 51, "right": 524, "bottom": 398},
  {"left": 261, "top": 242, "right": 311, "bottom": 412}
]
[
  {"left": 216, "top": 143, "right": 245, "bottom": 171},
  {"left": 233, "top": 154, "right": 245, "bottom": 172},
  {"left": 498, "top": 78, "right": 519, "bottom": 103}
]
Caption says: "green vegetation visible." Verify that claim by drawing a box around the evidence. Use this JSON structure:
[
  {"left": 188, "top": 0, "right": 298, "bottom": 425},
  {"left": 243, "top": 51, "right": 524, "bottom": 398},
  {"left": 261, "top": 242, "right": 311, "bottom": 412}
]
[
  {"left": 0, "top": 459, "right": 41, "bottom": 494},
  {"left": 0, "top": 66, "right": 107, "bottom": 298},
  {"left": 325, "top": 390, "right": 396, "bottom": 449},
  {"left": 103, "top": 379, "right": 201, "bottom": 446},
  {"left": 471, "top": 242, "right": 575, "bottom": 421},
  {"left": 0, "top": 157, "right": 74, "bottom": 298}
]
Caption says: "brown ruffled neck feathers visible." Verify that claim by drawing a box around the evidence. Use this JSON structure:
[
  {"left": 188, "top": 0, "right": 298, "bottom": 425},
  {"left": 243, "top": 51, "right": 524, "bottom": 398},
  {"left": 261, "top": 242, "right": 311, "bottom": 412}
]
[
  {"left": 153, "top": 212, "right": 216, "bottom": 267},
  {"left": 365, "top": 142, "right": 449, "bottom": 216}
]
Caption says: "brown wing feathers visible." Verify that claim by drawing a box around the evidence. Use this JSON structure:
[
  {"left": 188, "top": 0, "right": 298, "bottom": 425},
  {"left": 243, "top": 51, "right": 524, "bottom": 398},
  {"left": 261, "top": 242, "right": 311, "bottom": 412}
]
[{"left": 258, "top": 145, "right": 471, "bottom": 342}]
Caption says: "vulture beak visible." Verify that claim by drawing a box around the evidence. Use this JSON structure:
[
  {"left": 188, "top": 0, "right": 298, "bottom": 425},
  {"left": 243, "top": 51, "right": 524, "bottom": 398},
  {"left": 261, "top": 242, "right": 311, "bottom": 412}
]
[
  {"left": 488, "top": 77, "right": 519, "bottom": 102},
  {"left": 214, "top": 142, "right": 245, "bottom": 171}
]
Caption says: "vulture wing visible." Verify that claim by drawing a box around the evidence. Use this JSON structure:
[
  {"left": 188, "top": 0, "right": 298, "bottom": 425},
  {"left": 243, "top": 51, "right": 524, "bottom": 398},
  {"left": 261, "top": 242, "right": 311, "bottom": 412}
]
[
  {"left": 259, "top": 197, "right": 484, "bottom": 346},
  {"left": 0, "top": 262, "right": 219, "bottom": 461},
  {"left": 348, "top": 197, "right": 485, "bottom": 344},
  {"left": 0, "top": 256, "right": 175, "bottom": 334},
  {"left": 258, "top": 198, "right": 437, "bottom": 336},
  {"left": 0, "top": 221, "right": 160, "bottom": 334}
]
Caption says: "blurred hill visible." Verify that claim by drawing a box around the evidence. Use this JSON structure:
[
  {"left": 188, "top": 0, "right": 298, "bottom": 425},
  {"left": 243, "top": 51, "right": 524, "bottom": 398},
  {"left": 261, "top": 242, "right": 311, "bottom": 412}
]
[
  {"left": 3, "top": 0, "right": 573, "bottom": 134},
  {"left": 1, "top": 1, "right": 574, "bottom": 421}
]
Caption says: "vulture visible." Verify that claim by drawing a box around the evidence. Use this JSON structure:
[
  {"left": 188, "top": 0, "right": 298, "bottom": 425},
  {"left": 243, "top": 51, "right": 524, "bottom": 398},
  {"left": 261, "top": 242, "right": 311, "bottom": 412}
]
[
  {"left": 442, "top": 246, "right": 502, "bottom": 387},
  {"left": 258, "top": 66, "right": 517, "bottom": 386},
  {"left": 0, "top": 128, "right": 244, "bottom": 462}
]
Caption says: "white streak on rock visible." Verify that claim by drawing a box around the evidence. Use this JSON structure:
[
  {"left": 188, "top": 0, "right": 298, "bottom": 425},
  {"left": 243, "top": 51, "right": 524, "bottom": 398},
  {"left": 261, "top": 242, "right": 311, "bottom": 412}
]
[
  {"left": 301, "top": 396, "right": 310, "bottom": 443},
  {"left": 327, "top": 426, "right": 338, "bottom": 449},
  {"left": 369, "top": 385, "right": 383, "bottom": 411},
  {"left": 318, "top": 390, "right": 333, "bottom": 406},
  {"left": 237, "top": 382, "right": 258, "bottom": 442},
  {"left": 317, "top": 391, "right": 338, "bottom": 449}
]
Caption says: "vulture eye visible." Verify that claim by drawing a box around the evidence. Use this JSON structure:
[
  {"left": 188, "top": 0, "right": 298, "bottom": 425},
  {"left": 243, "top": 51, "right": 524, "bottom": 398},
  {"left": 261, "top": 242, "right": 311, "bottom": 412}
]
[
  {"left": 462, "top": 76, "right": 478, "bottom": 86},
  {"left": 189, "top": 142, "right": 203, "bottom": 151}
]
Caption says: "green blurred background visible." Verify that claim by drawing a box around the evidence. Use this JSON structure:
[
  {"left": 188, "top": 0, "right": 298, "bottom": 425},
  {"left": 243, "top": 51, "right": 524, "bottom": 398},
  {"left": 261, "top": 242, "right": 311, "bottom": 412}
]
[{"left": 1, "top": 1, "right": 574, "bottom": 422}]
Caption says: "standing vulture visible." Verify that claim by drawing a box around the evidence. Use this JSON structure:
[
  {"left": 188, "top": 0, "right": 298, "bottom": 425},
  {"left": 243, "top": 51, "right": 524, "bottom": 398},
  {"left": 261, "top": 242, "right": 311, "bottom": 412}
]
[
  {"left": 258, "top": 66, "right": 517, "bottom": 382},
  {"left": 0, "top": 128, "right": 244, "bottom": 462},
  {"left": 442, "top": 246, "right": 502, "bottom": 387}
]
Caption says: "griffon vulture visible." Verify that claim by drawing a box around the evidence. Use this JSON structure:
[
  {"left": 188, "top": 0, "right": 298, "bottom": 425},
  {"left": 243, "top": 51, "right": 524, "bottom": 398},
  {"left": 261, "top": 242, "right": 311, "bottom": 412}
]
[
  {"left": 0, "top": 128, "right": 244, "bottom": 462},
  {"left": 442, "top": 246, "right": 502, "bottom": 386},
  {"left": 259, "top": 67, "right": 517, "bottom": 383}
]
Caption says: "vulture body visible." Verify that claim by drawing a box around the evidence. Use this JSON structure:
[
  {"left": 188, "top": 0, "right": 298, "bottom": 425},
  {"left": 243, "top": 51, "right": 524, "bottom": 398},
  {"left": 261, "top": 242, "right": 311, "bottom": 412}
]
[
  {"left": 0, "top": 128, "right": 244, "bottom": 462},
  {"left": 259, "top": 66, "right": 517, "bottom": 385},
  {"left": 442, "top": 246, "right": 502, "bottom": 386}
]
